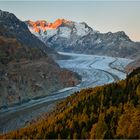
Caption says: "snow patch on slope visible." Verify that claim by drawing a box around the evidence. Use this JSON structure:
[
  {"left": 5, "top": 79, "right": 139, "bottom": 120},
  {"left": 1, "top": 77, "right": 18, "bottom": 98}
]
[
  {"left": 44, "top": 29, "right": 58, "bottom": 38},
  {"left": 74, "top": 22, "right": 90, "bottom": 36},
  {"left": 59, "top": 27, "right": 71, "bottom": 38}
]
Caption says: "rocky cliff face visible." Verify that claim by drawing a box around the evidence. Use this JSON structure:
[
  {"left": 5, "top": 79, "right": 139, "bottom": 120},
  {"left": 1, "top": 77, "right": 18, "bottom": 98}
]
[
  {"left": 27, "top": 19, "right": 140, "bottom": 58},
  {"left": 0, "top": 10, "right": 81, "bottom": 109}
]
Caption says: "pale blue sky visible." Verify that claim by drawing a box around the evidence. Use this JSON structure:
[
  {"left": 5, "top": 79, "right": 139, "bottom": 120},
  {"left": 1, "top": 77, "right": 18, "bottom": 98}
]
[{"left": 0, "top": 1, "right": 140, "bottom": 41}]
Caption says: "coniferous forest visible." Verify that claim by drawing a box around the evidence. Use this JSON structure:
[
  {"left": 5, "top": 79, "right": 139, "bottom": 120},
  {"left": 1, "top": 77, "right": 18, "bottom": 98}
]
[{"left": 1, "top": 68, "right": 140, "bottom": 139}]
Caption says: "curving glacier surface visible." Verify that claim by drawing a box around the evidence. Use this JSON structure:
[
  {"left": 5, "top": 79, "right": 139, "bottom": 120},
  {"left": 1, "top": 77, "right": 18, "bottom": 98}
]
[{"left": 57, "top": 52, "right": 133, "bottom": 89}]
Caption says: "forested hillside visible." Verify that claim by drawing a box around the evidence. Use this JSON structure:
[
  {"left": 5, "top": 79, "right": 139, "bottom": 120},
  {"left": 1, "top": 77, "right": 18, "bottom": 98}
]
[{"left": 1, "top": 68, "right": 140, "bottom": 139}]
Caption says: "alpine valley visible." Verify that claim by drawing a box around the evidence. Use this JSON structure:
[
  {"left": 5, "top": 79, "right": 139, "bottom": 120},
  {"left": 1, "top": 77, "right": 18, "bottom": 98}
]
[{"left": 0, "top": 9, "right": 140, "bottom": 139}]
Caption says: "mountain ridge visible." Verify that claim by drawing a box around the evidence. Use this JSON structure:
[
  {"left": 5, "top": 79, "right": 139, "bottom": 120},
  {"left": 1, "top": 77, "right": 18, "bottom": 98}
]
[
  {"left": 0, "top": 10, "right": 60, "bottom": 59},
  {"left": 26, "top": 19, "right": 140, "bottom": 58}
]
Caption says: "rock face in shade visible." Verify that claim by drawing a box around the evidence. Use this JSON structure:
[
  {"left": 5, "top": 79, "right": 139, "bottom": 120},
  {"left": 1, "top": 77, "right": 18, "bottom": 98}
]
[
  {"left": 26, "top": 19, "right": 140, "bottom": 58},
  {"left": 124, "top": 42, "right": 140, "bottom": 73},
  {"left": 0, "top": 10, "right": 81, "bottom": 108}
]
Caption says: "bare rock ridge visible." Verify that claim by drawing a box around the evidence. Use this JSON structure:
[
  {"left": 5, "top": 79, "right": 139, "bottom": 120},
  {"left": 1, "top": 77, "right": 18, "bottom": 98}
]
[
  {"left": 0, "top": 10, "right": 81, "bottom": 109},
  {"left": 0, "top": 10, "right": 60, "bottom": 59},
  {"left": 26, "top": 19, "right": 140, "bottom": 58}
]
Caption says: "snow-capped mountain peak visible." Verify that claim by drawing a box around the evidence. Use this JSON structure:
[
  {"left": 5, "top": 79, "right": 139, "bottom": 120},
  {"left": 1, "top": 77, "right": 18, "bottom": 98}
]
[
  {"left": 26, "top": 18, "right": 139, "bottom": 58},
  {"left": 26, "top": 19, "right": 95, "bottom": 39},
  {"left": 26, "top": 19, "right": 71, "bottom": 32}
]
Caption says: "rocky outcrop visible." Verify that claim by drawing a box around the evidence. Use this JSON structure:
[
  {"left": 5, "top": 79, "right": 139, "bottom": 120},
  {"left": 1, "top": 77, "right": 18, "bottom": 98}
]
[
  {"left": 125, "top": 42, "right": 140, "bottom": 73},
  {"left": 125, "top": 58, "right": 140, "bottom": 73}
]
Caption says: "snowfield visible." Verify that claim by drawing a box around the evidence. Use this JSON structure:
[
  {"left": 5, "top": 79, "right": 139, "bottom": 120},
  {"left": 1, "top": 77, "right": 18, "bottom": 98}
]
[{"left": 0, "top": 52, "right": 133, "bottom": 133}]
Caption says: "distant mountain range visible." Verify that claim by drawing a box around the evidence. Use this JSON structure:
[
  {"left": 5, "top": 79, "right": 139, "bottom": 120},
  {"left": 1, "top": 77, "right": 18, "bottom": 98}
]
[
  {"left": 0, "top": 10, "right": 80, "bottom": 108},
  {"left": 26, "top": 19, "right": 140, "bottom": 58}
]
